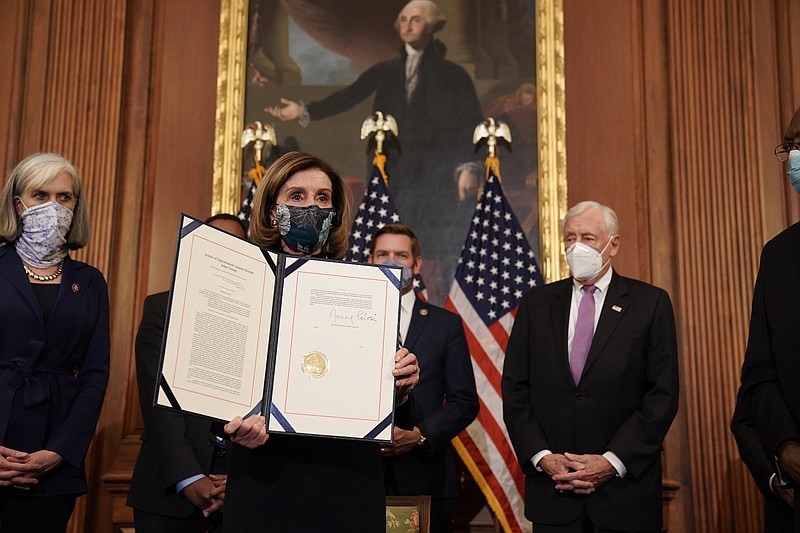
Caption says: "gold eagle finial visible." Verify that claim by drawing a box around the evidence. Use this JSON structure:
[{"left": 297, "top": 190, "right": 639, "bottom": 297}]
[
  {"left": 241, "top": 120, "right": 277, "bottom": 164},
  {"left": 473, "top": 117, "right": 512, "bottom": 158},
  {"left": 360, "top": 111, "right": 399, "bottom": 155}
]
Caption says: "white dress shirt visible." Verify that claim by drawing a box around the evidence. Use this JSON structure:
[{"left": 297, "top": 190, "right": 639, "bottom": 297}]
[{"left": 399, "top": 289, "right": 416, "bottom": 344}]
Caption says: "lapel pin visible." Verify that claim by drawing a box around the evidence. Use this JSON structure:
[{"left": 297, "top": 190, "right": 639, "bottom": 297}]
[
  {"left": 72, "top": 283, "right": 80, "bottom": 293},
  {"left": 419, "top": 308, "right": 428, "bottom": 316},
  {"left": 612, "top": 305, "right": 622, "bottom": 313}
]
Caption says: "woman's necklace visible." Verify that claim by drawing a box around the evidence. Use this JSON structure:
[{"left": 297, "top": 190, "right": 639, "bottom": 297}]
[{"left": 23, "top": 260, "right": 64, "bottom": 282}]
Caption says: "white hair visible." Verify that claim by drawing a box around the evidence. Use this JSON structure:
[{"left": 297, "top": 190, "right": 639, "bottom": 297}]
[
  {"left": 561, "top": 200, "right": 619, "bottom": 235},
  {"left": 395, "top": 1, "right": 447, "bottom": 33}
]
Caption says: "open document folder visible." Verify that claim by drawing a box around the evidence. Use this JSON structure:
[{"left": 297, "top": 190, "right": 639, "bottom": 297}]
[{"left": 154, "top": 214, "right": 402, "bottom": 442}]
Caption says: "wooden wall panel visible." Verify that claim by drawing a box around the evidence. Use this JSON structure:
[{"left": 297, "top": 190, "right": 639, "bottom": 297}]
[
  {"left": 0, "top": 0, "right": 24, "bottom": 171},
  {"left": 564, "top": 1, "right": 694, "bottom": 529},
  {"left": 15, "top": 0, "right": 127, "bottom": 278},
  {"left": 565, "top": 0, "right": 798, "bottom": 531},
  {"left": 564, "top": 0, "right": 644, "bottom": 278},
  {"left": 666, "top": 1, "right": 781, "bottom": 530},
  {"left": 145, "top": 0, "right": 219, "bottom": 295}
]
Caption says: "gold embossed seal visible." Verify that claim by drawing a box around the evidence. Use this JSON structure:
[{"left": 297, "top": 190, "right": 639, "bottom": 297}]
[{"left": 301, "top": 351, "right": 329, "bottom": 379}]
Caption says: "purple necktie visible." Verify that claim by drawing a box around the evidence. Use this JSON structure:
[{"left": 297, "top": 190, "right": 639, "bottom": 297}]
[{"left": 570, "top": 285, "right": 597, "bottom": 385}]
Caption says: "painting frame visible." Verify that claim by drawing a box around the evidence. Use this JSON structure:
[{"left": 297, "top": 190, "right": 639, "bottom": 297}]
[{"left": 211, "top": 0, "right": 568, "bottom": 282}]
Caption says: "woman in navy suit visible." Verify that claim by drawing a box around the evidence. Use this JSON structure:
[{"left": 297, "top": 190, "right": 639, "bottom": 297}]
[{"left": 0, "top": 153, "right": 110, "bottom": 532}]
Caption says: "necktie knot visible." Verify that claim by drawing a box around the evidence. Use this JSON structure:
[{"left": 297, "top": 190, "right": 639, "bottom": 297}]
[{"left": 582, "top": 284, "right": 597, "bottom": 296}]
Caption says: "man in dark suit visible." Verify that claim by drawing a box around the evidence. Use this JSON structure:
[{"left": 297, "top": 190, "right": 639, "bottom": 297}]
[
  {"left": 737, "top": 106, "right": 800, "bottom": 531},
  {"left": 127, "top": 214, "right": 247, "bottom": 532},
  {"left": 502, "top": 201, "right": 679, "bottom": 532},
  {"left": 370, "top": 224, "right": 479, "bottom": 533}
]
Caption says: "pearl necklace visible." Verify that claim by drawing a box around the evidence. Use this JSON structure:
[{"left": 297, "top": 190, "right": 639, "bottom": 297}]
[{"left": 23, "top": 261, "right": 64, "bottom": 282}]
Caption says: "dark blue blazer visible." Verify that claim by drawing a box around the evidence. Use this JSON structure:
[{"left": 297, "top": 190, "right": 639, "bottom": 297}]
[
  {"left": 0, "top": 246, "right": 109, "bottom": 495},
  {"left": 383, "top": 297, "right": 479, "bottom": 499}
]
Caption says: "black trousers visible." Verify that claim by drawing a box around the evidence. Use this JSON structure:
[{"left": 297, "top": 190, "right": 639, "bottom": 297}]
[
  {"left": 0, "top": 493, "right": 76, "bottom": 533},
  {"left": 133, "top": 508, "right": 223, "bottom": 533},
  {"left": 533, "top": 507, "right": 660, "bottom": 533}
]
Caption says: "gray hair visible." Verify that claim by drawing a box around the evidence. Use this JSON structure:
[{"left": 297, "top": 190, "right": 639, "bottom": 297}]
[
  {"left": 453, "top": 160, "right": 483, "bottom": 181},
  {"left": 395, "top": 1, "right": 447, "bottom": 34},
  {"left": 0, "top": 152, "right": 91, "bottom": 248},
  {"left": 561, "top": 200, "right": 619, "bottom": 236}
]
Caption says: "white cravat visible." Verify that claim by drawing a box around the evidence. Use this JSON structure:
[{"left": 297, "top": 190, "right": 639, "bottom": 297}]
[{"left": 405, "top": 44, "right": 423, "bottom": 103}]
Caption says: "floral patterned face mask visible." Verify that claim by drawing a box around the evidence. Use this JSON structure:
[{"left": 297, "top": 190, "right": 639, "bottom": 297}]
[
  {"left": 15, "top": 199, "right": 73, "bottom": 267},
  {"left": 275, "top": 204, "right": 336, "bottom": 255}
]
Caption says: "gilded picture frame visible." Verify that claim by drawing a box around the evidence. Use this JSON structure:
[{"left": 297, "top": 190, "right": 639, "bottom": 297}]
[{"left": 211, "top": 0, "right": 567, "bottom": 283}]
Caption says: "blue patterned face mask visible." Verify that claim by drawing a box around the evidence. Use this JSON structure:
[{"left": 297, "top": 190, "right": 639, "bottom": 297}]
[
  {"left": 15, "top": 200, "right": 73, "bottom": 267},
  {"left": 275, "top": 204, "right": 336, "bottom": 254},
  {"left": 788, "top": 150, "right": 800, "bottom": 193}
]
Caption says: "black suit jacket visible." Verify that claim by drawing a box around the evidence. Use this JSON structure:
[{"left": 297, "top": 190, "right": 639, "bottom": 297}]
[
  {"left": 731, "top": 396, "right": 795, "bottom": 532},
  {"left": 127, "top": 292, "right": 221, "bottom": 518},
  {"left": 502, "top": 271, "right": 679, "bottom": 530},
  {"left": 739, "top": 222, "right": 800, "bottom": 524},
  {"left": 383, "top": 298, "right": 478, "bottom": 499},
  {"left": 0, "top": 247, "right": 109, "bottom": 496}
]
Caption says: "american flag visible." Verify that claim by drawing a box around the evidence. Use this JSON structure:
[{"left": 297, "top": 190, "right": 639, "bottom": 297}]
[
  {"left": 346, "top": 153, "right": 428, "bottom": 300},
  {"left": 445, "top": 156, "right": 542, "bottom": 533},
  {"left": 237, "top": 179, "right": 258, "bottom": 230}
]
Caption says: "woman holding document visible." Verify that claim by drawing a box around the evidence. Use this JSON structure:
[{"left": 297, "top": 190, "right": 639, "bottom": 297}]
[
  {"left": 0, "top": 153, "right": 109, "bottom": 532},
  {"left": 223, "top": 152, "right": 420, "bottom": 531}
]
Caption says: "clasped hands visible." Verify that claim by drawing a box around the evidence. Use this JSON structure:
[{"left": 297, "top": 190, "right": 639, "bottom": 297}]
[
  {"left": 775, "top": 440, "right": 800, "bottom": 506},
  {"left": 0, "top": 446, "right": 62, "bottom": 489},
  {"left": 182, "top": 474, "right": 227, "bottom": 516},
  {"left": 540, "top": 452, "right": 616, "bottom": 495},
  {"left": 224, "top": 349, "right": 419, "bottom": 449}
]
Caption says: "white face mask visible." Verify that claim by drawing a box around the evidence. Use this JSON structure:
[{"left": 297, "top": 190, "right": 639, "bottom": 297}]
[
  {"left": 15, "top": 200, "right": 74, "bottom": 267},
  {"left": 565, "top": 236, "right": 615, "bottom": 282}
]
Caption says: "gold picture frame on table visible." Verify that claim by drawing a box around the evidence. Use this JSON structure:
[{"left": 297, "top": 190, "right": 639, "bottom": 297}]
[{"left": 211, "top": 0, "right": 568, "bottom": 283}]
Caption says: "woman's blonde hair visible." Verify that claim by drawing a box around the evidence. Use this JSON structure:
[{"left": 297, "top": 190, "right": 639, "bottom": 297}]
[
  {"left": 0, "top": 153, "right": 91, "bottom": 248},
  {"left": 249, "top": 152, "right": 351, "bottom": 259}
]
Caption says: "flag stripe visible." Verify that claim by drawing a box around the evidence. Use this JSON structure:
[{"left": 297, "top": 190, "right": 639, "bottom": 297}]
[
  {"left": 473, "top": 397, "right": 526, "bottom": 493},
  {"left": 454, "top": 431, "right": 526, "bottom": 532},
  {"left": 489, "top": 320, "right": 510, "bottom": 351},
  {"left": 462, "top": 323, "right": 503, "bottom": 397},
  {"left": 446, "top": 285, "right": 506, "bottom": 375}
]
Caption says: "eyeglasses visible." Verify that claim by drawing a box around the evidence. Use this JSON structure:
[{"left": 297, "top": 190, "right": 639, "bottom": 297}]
[{"left": 775, "top": 142, "right": 800, "bottom": 162}]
